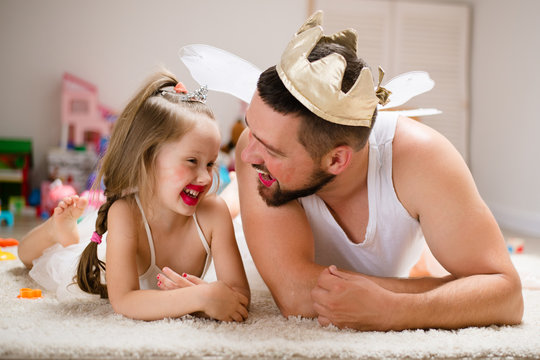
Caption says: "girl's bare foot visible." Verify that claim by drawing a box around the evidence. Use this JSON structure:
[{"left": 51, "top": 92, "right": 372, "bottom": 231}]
[{"left": 50, "top": 195, "right": 88, "bottom": 247}]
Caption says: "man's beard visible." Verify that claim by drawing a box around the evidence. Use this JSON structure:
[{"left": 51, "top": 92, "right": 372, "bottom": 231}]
[{"left": 256, "top": 165, "right": 335, "bottom": 207}]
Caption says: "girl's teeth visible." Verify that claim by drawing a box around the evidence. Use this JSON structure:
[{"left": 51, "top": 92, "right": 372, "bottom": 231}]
[{"left": 184, "top": 189, "right": 200, "bottom": 198}]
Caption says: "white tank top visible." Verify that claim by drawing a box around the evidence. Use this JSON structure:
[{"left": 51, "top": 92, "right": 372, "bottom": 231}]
[
  {"left": 298, "top": 112, "right": 425, "bottom": 277},
  {"left": 135, "top": 194, "right": 212, "bottom": 289}
]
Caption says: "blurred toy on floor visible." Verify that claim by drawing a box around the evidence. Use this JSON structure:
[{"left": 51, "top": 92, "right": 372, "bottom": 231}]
[{"left": 507, "top": 237, "right": 525, "bottom": 254}]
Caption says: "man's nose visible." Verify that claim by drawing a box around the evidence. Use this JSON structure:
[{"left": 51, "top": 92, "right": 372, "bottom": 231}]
[{"left": 241, "top": 132, "right": 263, "bottom": 165}]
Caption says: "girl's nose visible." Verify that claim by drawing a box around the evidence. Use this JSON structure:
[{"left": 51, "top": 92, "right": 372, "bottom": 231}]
[{"left": 197, "top": 168, "right": 212, "bottom": 185}]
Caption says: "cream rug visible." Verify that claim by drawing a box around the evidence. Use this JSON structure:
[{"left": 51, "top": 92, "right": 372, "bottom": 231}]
[{"left": 1, "top": 234, "right": 540, "bottom": 359}]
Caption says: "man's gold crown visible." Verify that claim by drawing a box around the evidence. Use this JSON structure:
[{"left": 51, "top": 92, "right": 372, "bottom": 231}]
[{"left": 276, "top": 11, "right": 390, "bottom": 127}]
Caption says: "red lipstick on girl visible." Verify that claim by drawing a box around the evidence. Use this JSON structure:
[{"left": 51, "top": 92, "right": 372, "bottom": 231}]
[{"left": 180, "top": 184, "right": 206, "bottom": 206}]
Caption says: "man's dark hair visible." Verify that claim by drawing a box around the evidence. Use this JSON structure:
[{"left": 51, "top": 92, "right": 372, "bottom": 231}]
[{"left": 257, "top": 42, "right": 377, "bottom": 160}]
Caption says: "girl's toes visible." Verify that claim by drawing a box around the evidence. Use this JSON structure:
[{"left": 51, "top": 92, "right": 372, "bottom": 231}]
[{"left": 77, "top": 197, "right": 89, "bottom": 210}]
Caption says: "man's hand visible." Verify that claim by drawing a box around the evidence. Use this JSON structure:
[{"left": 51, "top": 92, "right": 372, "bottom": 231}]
[{"left": 311, "top": 265, "right": 398, "bottom": 331}]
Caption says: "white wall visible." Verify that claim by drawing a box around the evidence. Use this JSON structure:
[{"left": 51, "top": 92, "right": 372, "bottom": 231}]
[
  {"left": 0, "top": 0, "right": 307, "bottom": 186},
  {"left": 468, "top": 0, "right": 540, "bottom": 236},
  {"left": 1, "top": 0, "right": 539, "bottom": 236}
]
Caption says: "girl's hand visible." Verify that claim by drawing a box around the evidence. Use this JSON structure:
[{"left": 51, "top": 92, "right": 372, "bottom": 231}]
[
  {"left": 157, "top": 267, "right": 207, "bottom": 290},
  {"left": 201, "top": 281, "right": 249, "bottom": 322}
]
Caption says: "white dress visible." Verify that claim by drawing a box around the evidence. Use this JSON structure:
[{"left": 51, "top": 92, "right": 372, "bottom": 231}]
[{"left": 29, "top": 194, "right": 212, "bottom": 301}]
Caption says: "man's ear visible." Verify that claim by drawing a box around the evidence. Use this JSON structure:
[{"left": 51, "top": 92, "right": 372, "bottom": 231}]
[{"left": 322, "top": 145, "right": 353, "bottom": 175}]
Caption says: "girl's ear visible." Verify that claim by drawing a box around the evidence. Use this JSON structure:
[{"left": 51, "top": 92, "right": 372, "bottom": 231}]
[{"left": 321, "top": 145, "right": 353, "bottom": 175}]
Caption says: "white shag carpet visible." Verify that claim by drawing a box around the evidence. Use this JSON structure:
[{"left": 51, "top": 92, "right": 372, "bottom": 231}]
[{"left": 1, "top": 226, "right": 540, "bottom": 359}]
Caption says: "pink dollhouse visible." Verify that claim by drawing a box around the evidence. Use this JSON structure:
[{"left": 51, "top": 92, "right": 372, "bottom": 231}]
[{"left": 60, "top": 73, "right": 112, "bottom": 151}]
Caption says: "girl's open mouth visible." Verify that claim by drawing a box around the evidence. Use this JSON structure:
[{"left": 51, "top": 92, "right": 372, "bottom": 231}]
[{"left": 180, "top": 184, "right": 205, "bottom": 206}]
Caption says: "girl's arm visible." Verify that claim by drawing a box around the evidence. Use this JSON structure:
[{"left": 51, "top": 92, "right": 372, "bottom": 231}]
[
  {"left": 199, "top": 195, "right": 251, "bottom": 304},
  {"left": 105, "top": 199, "right": 248, "bottom": 321}
]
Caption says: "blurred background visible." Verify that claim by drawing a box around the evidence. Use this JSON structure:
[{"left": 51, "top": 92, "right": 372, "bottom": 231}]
[{"left": 0, "top": 0, "right": 538, "bottom": 237}]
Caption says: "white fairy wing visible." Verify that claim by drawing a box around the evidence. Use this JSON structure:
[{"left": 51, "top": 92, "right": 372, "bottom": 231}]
[
  {"left": 381, "top": 108, "right": 442, "bottom": 117},
  {"left": 379, "top": 71, "right": 435, "bottom": 110},
  {"left": 179, "top": 44, "right": 440, "bottom": 115},
  {"left": 179, "top": 44, "right": 262, "bottom": 104}
]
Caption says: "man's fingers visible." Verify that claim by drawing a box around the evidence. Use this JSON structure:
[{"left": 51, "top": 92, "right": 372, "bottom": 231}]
[
  {"left": 316, "top": 267, "right": 343, "bottom": 291},
  {"left": 318, "top": 315, "right": 332, "bottom": 327},
  {"left": 328, "top": 265, "right": 352, "bottom": 280},
  {"left": 311, "top": 284, "right": 327, "bottom": 302},
  {"left": 312, "top": 298, "right": 329, "bottom": 316}
]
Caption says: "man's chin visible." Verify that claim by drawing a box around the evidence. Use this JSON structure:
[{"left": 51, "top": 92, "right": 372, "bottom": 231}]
[{"left": 257, "top": 183, "right": 287, "bottom": 207}]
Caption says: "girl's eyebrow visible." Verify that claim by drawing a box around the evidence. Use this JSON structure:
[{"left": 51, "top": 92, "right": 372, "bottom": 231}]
[{"left": 244, "top": 116, "right": 287, "bottom": 157}]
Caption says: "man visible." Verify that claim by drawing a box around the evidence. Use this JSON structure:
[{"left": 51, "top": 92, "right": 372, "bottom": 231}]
[{"left": 235, "top": 11, "right": 523, "bottom": 331}]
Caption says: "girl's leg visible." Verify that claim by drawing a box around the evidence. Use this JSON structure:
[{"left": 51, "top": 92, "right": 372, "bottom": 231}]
[
  {"left": 409, "top": 244, "right": 450, "bottom": 278},
  {"left": 18, "top": 195, "right": 88, "bottom": 269}
]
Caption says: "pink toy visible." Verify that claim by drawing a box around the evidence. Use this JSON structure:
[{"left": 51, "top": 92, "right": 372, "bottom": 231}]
[
  {"left": 41, "top": 179, "right": 77, "bottom": 217},
  {"left": 60, "top": 73, "right": 113, "bottom": 151},
  {"left": 80, "top": 190, "right": 106, "bottom": 210}
]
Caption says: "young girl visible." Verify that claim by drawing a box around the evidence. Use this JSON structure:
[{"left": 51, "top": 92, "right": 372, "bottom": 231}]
[{"left": 18, "top": 70, "right": 250, "bottom": 322}]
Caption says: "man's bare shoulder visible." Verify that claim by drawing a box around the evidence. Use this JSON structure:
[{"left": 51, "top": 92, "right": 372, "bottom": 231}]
[
  {"left": 392, "top": 116, "right": 451, "bottom": 160},
  {"left": 392, "top": 116, "right": 472, "bottom": 218}
]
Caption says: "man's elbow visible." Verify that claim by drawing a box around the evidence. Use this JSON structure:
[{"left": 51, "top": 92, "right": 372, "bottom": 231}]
[
  {"left": 502, "top": 274, "right": 524, "bottom": 325},
  {"left": 272, "top": 289, "right": 317, "bottom": 319}
]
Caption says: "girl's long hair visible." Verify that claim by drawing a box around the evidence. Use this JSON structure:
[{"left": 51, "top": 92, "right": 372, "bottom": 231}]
[{"left": 76, "top": 69, "right": 215, "bottom": 298}]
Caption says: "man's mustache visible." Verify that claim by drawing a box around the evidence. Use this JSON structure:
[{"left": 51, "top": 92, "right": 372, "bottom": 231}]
[{"left": 252, "top": 164, "right": 270, "bottom": 174}]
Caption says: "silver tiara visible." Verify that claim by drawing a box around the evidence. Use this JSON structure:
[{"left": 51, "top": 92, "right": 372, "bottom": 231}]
[{"left": 161, "top": 84, "right": 208, "bottom": 104}]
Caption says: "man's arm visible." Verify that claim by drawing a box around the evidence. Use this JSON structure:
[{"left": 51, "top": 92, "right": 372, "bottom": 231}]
[
  {"left": 311, "top": 117, "right": 523, "bottom": 330},
  {"left": 235, "top": 130, "right": 323, "bottom": 317}
]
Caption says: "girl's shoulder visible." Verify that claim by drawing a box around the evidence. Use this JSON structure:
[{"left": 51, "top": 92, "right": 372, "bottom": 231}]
[
  {"left": 108, "top": 198, "right": 134, "bottom": 217},
  {"left": 196, "top": 194, "right": 229, "bottom": 219},
  {"left": 107, "top": 198, "right": 139, "bottom": 233},
  {"left": 194, "top": 194, "right": 232, "bottom": 237}
]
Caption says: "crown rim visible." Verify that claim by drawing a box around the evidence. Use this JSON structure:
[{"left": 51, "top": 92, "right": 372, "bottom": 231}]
[{"left": 276, "top": 63, "right": 373, "bottom": 127}]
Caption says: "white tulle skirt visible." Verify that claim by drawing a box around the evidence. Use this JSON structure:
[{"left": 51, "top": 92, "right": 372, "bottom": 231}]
[{"left": 28, "top": 211, "right": 106, "bottom": 301}]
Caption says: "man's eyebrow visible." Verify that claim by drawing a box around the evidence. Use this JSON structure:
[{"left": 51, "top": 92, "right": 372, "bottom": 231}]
[{"left": 245, "top": 115, "right": 287, "bottom": 157}]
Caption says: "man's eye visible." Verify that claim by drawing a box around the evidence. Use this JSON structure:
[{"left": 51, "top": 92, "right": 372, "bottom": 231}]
[
  {"left": 266, "top": 148, "right": 279, "bottom": 157},
  {"left": 207, "top": 162, "right": 216, "bottom": 168},
  {"left": 188, "top": 159, "right": 197, "bottom": 164}
]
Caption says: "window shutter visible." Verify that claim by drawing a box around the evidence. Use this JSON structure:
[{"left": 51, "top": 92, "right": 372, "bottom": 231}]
[{"left": 313, "top": 0, "right": 470, "bottom": 160}]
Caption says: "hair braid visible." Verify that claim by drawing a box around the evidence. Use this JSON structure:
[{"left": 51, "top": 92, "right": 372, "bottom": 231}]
[{"left": 75, "top": 194, "right": 118, "bottom": 299}]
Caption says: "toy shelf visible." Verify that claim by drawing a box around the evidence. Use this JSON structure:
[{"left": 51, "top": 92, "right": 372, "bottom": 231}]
[{"left": 0, "top": 138, "right": 32, "bottom": 209}]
